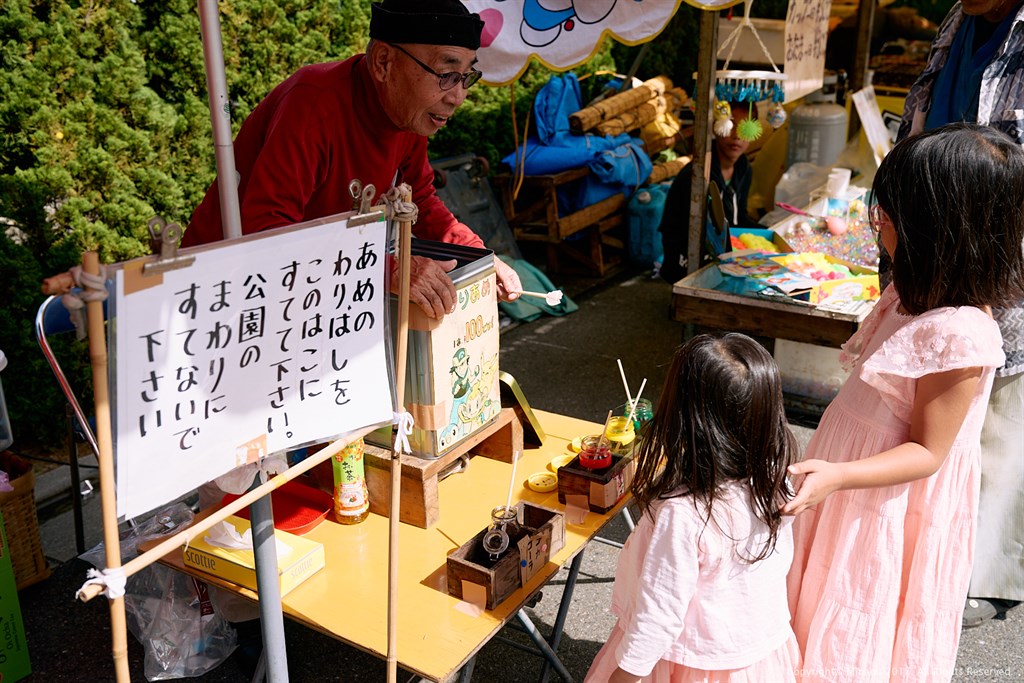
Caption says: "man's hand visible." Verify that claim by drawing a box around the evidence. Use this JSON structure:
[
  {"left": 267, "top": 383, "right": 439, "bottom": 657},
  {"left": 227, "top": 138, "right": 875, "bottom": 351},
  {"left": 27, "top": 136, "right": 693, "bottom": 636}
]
[
  {"left": 780, "top": 459, "right": 844, "bottom": 516},
  {"left": 393, "top": 255, "right": 457, "bottom": 320},
  {"left": 493, "top": 257, "right": 522, "bottom": 303}
]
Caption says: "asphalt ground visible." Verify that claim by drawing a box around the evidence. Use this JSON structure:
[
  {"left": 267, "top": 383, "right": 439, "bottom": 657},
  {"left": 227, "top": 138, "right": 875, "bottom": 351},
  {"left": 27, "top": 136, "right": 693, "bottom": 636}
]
[{"left": 18, "top": 269, "right": 1024, "bottom": 682}]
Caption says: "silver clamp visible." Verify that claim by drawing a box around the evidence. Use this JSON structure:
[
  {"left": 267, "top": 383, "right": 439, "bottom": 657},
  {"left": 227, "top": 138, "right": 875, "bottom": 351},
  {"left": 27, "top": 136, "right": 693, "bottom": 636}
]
[
  {"left": 348, "top": 179, "right": 386, "bottom": 227},
  {"left": 144, "top": 216, "right": 196, "bottom": 275}
]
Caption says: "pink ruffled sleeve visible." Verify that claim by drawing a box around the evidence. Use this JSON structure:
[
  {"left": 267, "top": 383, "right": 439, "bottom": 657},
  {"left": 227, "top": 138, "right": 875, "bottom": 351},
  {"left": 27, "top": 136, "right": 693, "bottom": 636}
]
[{"left": 859, "top": 306, "right": 1005, "bottom": 421}]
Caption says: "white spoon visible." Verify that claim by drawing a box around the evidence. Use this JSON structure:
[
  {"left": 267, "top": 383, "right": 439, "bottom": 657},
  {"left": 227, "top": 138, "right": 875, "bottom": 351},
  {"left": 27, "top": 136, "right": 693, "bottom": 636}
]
[{"left": 518, "top": 289, "right": 564, "bottom": 306}]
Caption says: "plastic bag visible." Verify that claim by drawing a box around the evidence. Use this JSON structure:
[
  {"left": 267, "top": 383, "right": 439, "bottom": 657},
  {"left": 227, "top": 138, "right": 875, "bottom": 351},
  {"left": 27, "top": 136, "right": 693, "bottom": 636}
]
[
  {"left": 128, "top": 563, "right": 237, "bottom": 680},
  {"left": 773, "top": 162, "right": 831, "bottom": 212},
  {"left": 80, "top": 503, "right": 237, "bottom": 681}
]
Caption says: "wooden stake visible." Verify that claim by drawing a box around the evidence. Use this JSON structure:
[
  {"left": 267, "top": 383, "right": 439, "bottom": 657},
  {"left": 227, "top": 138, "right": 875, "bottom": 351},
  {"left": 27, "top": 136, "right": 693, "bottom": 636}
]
[
  {"left": 82, "top": 251, "right": 130, "bottom": 682},
  {"left": 388, "top": 186, "right": 414, "bottom": 683}
]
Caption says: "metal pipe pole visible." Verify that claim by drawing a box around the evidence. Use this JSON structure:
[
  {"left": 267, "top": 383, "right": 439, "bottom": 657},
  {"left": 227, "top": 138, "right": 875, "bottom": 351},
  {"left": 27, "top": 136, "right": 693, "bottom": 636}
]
[
  {"left": 197, "top": 1, "right": 286, "bottom": 680},
  {"left": 198, "top": 0, "right": 242, "bottom": 240}
]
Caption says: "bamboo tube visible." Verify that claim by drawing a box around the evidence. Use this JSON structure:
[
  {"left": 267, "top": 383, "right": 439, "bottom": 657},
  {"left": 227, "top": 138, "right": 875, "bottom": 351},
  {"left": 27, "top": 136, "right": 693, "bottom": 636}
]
[
  {"left": 569, "top": 75, "right": 673, "bottom": 133},
  {"left": 387, "top": 186, "right": 415, "bottom": 683},
  {"left": 81, "top": 252, "right": 130, "bottom": 682},
  {"left": 593, "top": 96, "right": 668, "bottom": 137},
  {"left": 647, "top": 156, "right": 691, "bottom": 185},
  {"left": 665, "top": 87, "right": 691, "bottom": 112}
]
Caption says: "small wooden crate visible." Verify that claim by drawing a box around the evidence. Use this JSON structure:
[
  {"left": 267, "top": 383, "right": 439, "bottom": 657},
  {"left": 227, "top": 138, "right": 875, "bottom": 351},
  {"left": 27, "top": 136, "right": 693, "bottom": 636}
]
[
  {"left": 557, "top": 453, "right": 636, "bottom": 514},
  {"left": 446, "top": 502, "right": 565, "bottom": 610},
  {"left": 364, "top": 407, "right": 523, "bottom": 529}
]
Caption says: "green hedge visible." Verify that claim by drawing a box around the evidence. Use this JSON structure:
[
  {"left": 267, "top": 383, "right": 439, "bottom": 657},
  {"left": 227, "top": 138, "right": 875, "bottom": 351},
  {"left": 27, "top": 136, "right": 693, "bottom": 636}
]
[{"left": 0, "top": 1, "right": 624, "bottom": 448}]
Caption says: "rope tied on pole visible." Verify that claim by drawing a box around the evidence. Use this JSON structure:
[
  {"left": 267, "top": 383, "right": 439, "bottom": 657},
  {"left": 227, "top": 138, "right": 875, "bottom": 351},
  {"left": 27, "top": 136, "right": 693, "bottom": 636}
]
[
  {"left": 60, "top": 264, "right": 109, "bottom": 340},
  {"left": 382, "top": 184, "right": 419, "bottom": 225},
  {"left": 76, "top": 566, "right": 127, "bottom": 601}
]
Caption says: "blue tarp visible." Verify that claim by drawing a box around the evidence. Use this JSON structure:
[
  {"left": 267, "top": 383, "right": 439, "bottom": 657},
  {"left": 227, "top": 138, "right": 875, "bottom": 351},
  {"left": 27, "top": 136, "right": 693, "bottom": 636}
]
[{"left": 502, "top": 74, "right": 652, "bottom": 214}]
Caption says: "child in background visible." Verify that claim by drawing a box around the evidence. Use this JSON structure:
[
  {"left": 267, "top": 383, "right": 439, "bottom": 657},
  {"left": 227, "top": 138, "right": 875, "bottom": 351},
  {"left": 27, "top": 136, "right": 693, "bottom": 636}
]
[
  {"left": 784, "top": 124, "right": 1024, "bottom": 683},
  {"left": 659, "top": 100, "right": 761, "bottom": 284},
  {"left": 585, "top": 333, "right": 800, "bottom": 683}
]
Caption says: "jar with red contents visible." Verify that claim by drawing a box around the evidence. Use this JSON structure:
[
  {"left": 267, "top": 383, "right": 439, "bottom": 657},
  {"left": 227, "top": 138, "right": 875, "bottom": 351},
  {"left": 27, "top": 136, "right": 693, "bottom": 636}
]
[{"left": 578, "top": 435, "right": 613, "bottom": 470}]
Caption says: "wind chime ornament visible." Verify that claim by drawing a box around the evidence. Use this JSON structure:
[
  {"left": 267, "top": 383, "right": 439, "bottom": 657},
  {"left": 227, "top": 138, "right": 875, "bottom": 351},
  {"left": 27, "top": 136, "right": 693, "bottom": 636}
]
[{"left": 714, "top": 1, "right": 787, "bottom": 142}]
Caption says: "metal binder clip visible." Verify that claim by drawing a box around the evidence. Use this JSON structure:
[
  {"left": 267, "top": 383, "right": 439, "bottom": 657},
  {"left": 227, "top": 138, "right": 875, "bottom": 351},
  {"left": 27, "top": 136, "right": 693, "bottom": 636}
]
[
  {"left": 348, "top": 179, "right": 385, "bottom": 227},
  {"left": 349, "top": 179, "right": 363, "bottom": 211},
  {"left": 143, "top": 216, "right": 196, "bottom": 275}
]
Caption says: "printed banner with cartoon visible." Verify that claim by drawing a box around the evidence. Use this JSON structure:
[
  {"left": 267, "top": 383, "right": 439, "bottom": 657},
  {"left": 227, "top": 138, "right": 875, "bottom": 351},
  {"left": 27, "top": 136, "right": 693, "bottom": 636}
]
[
  {"left": 466, "top": 0, "right": 743, "bottom": 86},
  {"left": 431, "top": 271, "right": 501, "bottom": 454}
]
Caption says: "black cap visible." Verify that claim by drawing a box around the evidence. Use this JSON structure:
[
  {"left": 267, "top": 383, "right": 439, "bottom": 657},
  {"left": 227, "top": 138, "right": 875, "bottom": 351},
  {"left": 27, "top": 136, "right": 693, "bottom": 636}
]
[{"left": 369, "top": 0, "right": 484, "bottom": 51}]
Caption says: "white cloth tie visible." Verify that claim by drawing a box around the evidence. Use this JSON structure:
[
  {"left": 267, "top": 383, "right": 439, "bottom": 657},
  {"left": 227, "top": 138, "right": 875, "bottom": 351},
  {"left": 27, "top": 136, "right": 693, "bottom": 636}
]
[
  {"left": 77, "top": 566, "right": 127, "bottom": 600},
  {"left": 393, "top": 410, "right": 415, "bottom": 455}
]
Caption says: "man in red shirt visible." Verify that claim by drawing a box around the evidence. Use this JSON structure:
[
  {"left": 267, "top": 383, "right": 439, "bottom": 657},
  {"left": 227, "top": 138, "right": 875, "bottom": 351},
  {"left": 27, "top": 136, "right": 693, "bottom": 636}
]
[{"left": 184, "top": 0, "right": 521, "bottom": 319}]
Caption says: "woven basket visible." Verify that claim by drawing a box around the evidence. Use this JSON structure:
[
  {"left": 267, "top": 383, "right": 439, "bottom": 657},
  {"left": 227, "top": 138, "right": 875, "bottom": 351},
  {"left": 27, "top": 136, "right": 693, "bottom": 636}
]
[{"left": 0, "top": 452, "right": 51, "bottom": 589}]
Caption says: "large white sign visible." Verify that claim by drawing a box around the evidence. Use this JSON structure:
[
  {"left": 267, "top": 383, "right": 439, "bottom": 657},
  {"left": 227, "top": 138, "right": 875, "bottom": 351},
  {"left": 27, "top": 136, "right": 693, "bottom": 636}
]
[
  {"left": 113, "top": 215, "right": 393, "bottom": 519},
  {"left": 852, "top": 86, "right": 895, "bottom": 167},
  {"left": 784, "top": 0, "right": 831, "bottom": 102}
]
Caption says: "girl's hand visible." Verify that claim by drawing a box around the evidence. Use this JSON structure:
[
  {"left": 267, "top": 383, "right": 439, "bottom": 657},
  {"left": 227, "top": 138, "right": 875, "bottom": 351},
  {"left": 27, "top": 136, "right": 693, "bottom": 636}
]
[{"left": 781, "top": 460, "right": 844, "bottom": 515}]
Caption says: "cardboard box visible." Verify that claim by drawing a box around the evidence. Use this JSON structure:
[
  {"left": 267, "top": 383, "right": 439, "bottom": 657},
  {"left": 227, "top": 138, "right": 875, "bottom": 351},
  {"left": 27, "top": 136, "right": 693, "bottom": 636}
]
[
  {"left": 0, "top": 511, "right": 32, "bottom": 682},
  {"left": 182, "top": 515, "right": 324, "bottom": 597},
  {"left": 728, "top": 227, "right": 793, "bottom": 254},
  {"left": 770, "top": 252, "right": 880, "bottom": 305}
]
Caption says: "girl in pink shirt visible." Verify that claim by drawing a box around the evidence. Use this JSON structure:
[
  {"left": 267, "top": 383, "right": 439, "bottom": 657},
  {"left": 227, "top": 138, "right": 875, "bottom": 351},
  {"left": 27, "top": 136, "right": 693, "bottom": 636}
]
[{"left": 586, "top": 333, "right": 800, "bottom": 683}]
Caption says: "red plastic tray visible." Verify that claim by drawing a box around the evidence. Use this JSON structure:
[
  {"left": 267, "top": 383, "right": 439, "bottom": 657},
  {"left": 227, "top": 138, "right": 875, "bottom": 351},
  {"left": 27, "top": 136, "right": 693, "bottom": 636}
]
[{"left": 221, "top": 479, "right": 332, "bottom": 536}]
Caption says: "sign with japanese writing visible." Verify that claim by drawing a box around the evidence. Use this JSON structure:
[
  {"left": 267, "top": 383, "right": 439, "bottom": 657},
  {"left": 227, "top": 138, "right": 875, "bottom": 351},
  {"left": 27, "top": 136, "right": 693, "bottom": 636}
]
[
  {"left": 112, "top": 215, "right": 393, "bottom": 519},
  {"left": 784, "top": 0, "right": 831, "bottom": 101}
]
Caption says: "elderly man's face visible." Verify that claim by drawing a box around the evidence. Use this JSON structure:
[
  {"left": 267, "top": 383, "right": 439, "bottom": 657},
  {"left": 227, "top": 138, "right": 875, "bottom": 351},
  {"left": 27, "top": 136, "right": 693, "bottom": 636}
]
[
  {"left": 375, "top": 42, "right": 477, "bottom": 137},
  {"left": 961, "top": 0, "right": 1016, "bottom": 19}
]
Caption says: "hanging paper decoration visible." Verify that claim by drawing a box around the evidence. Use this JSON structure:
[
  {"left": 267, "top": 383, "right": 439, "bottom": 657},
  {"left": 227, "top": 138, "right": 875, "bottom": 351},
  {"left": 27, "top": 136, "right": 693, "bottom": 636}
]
[
  {"left": 714, "top": 1, "right": 787, "bottom": 141},
  {"left": 465, "top": 0, "right": 744, "bottom": 86}
]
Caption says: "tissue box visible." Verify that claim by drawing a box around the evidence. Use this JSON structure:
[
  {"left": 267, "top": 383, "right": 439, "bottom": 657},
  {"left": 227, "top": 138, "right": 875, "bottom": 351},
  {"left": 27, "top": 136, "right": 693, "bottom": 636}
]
[{"left": 182, "top": 515, "right": 324, "bottom": 597}]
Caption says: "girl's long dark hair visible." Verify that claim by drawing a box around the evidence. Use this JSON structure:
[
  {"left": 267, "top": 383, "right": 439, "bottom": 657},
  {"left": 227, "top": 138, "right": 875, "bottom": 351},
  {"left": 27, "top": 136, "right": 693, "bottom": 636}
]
[
  {"left": 631, "top": 333, "right": 796, "bottom": 562},
  {"left": 873, "top": 123, "right": 1024, "bottom": 315}
]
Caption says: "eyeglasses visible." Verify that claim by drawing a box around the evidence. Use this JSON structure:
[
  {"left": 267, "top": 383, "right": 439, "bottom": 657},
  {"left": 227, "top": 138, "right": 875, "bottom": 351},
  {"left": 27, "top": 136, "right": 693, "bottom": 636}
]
[
  {"left": 387, "top": 42, "right": 483, "bottom": 91},
  {"left": 868, "top": 204, "right": 891, "bottom": 233}
]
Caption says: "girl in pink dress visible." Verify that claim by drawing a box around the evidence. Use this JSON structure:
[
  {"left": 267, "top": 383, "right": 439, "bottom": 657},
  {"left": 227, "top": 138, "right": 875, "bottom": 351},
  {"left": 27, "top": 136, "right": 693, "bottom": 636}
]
[
  {"left": 586, "top": 333, "right": 801, "bottom": 683},
  {"left": 784, "top": 123, "right": 1024, "bottom": 683}
]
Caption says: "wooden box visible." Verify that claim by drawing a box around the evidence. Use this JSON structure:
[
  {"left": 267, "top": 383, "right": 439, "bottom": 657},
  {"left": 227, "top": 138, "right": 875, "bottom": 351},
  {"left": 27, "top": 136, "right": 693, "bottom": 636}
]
[
  {"left": 557, "top": 454, "right": 636, "bottom": 514},
  {"left": 446, "top": 502, "right": 565, "bottom": 610},
  {"left": 364, "top": 407, "right": 523, "bottom": 529},
  {"left": 671, "top": 264, "right": 870, "bottom": 349}
]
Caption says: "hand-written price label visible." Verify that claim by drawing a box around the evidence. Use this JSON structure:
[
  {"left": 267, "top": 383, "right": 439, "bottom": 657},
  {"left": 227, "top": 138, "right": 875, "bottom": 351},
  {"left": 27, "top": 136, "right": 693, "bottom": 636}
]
[
  {"left": 784, "top": 0, "right": 831, "bottom": 101},
  {"left": 113, "top": 216, "right": 393, "bottom": 519}
]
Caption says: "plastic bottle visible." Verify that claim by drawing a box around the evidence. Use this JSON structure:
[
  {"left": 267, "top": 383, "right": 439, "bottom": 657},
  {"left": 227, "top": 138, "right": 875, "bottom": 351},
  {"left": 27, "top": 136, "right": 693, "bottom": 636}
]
[{"left": 333, "top": 437, "right": 369, "bottom": 524}]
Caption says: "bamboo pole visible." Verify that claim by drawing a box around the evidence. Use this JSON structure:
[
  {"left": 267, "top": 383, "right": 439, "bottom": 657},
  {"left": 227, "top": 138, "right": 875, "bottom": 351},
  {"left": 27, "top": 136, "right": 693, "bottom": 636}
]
[
  {"left": 593, "top": 96, "right": 667, "bottom": 137},
  {"left": 387, "top": 186, "right": 414, "bottom": 683},
  {"left": 647, "top": 156, "right": 692, "bottom": 185},
  {"left": 569, "top": 76, "right": 673, "bottom": 133},
  {"left": 81, "top": 251, "right": 130, "bottom": 682}
]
